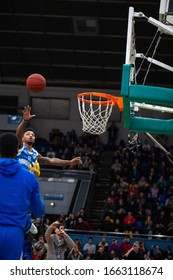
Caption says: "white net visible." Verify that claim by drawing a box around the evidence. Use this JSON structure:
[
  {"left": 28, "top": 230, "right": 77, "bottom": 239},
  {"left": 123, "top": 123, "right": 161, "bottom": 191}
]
[{"left": 77, "top": 93, "right": 114, "bottom": 134}]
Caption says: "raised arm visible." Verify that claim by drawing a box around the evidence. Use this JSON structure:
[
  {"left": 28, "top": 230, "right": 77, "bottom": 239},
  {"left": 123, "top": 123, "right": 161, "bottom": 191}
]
[
  {"left": 16, "top": 105, "right": 35, "bottom": 147},
  {"left": 45, "top": 221, "right": 59, "bottom": 243}
]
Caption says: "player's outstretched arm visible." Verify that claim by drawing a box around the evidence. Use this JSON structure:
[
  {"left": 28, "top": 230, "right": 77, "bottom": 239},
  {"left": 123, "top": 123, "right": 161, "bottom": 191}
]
[{"left": 38, "top": 154, "right": 82, "bottom": 167}]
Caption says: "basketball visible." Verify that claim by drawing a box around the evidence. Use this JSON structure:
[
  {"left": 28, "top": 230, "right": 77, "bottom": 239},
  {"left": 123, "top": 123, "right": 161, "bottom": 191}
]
[{"left": 26, "top": 73, "right": 46, "bottom": 93}]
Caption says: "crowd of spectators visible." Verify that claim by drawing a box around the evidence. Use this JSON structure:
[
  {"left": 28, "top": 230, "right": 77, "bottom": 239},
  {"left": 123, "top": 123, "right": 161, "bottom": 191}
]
[
  {"left": 100, "top": 138, "right": 173, "bottom": 237},
  {"left": 29, "top": 215, "right": 173, "bottom": 260},
  {"left": 31, "top": 128, "right": 173, "bottom": 260},
  {"left": 34, "top": 129, "right": 102, "bottom": 172}
]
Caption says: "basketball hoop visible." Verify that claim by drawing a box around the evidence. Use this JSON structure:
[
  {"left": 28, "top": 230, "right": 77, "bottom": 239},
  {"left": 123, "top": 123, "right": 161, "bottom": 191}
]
[{"left": 77, "top": 92, "right": 123, "bottom": 135}]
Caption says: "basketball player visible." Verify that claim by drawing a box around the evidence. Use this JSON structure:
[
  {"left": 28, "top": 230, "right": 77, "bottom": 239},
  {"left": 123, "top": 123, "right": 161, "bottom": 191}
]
[{"left": 16, "top": 105, "right": 82, "bottom": 171}]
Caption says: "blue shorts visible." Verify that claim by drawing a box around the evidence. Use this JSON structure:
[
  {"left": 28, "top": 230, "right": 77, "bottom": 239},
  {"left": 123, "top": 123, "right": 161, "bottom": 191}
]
[{"left": 0, "top": 225, "right": 24, "bottom": 260}]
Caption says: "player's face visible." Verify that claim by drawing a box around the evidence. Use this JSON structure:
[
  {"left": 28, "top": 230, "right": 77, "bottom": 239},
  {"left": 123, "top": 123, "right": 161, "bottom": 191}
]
[{"left": 22, "top": 131, "right": 35, "bottom": 145}]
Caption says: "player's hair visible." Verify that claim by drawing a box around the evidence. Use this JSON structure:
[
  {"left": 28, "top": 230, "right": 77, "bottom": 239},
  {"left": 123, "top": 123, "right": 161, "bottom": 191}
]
[
  {"left": 23, "top": 127, "right": 35, "bottom": 135},
  {"left": 0, "top": 132, "right": 18, "bottom": 157}
]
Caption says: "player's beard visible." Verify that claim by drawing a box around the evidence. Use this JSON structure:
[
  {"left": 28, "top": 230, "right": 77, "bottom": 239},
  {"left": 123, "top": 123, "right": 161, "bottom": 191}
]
[{"left": 26, "top": 141, "right": 33, "bottom": 146}]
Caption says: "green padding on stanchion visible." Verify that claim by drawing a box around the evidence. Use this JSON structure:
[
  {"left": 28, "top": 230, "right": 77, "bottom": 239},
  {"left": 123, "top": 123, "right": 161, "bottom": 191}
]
[
  {"left": 129, "top": 85, "right": 173, "bottom": 106},
  {"left": 130, "top": 117, "right": 173, "bottom": 134},
  {"left": 120, "top": 63, "right": 173, "bottom": 134},
  {"left": 121, "top": 64, "right": 131, "bottom": 97},
  {"left": 123, "top": 97, "right": 131, "bottom": 128}
]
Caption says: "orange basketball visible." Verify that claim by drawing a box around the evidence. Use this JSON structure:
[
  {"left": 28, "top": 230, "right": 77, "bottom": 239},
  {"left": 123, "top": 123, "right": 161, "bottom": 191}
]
[{"left": 26, "top": 73, "right": 46, "bottom": 93}]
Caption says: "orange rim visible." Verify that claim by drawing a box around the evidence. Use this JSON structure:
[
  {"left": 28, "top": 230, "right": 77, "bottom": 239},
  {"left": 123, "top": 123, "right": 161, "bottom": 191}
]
[{"left": 77, "top": 92, "right": 123, "bottom": 111}]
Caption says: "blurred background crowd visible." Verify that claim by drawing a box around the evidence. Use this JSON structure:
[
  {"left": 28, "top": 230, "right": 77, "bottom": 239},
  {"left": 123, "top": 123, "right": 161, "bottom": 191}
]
[{"left": 28, "top": 127, "right": 173, "bottom": 260}]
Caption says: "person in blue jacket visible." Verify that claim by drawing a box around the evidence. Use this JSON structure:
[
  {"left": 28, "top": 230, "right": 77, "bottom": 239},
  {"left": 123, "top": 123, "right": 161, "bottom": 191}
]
[{"left": 0, "top": 132, "right": 45, "bottom": 260}]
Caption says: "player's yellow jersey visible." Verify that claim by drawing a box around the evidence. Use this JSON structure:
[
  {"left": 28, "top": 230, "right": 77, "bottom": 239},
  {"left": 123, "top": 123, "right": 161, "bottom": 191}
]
[{"left": 29, "top": 160, "right": 40, "bottom": 178}]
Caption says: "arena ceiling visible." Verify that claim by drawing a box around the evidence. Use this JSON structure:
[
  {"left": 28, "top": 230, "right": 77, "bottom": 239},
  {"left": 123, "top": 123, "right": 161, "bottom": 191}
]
[{"left": 0, "top": 0, "right": 172, "bottom": 90}]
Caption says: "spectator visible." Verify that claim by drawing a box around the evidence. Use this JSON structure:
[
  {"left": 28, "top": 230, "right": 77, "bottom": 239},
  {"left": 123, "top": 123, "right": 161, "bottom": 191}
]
[
  {"left": 110, "top": 159, "right": 122, "bottom": 174},
  {"left": 58, "top": 212, "right": 67, "bottom": 228},
  {"left": 83, "top": 237, "right": 96, "bottom": 259},
  {"left": 154, "top": 209, "right": 168, "bottom": 230},
  {"left": 150, "top": 183, "right": 159, "bottom": 201},
  {"left": 46, "top": 147, "right": 56, "bottom": 158},
  {"left": 94, "top": 246, "right": 109, "bottom": 260},
  {"left": 138, "top": 175, "right": 148, "bottom": 191},
  {"left": 74, "top": 216, "right": 92, "bottom": 231},
  {"left": 164, "top": 246, "right": 173, "bottom": 260},
  {"left": 128, "top": 178, "right": 138, "bottom": 196},
  {"left": 123, "top": 211, "right": 136, "bottom": 231},
  {"left": 113, "top": 218, "right": 124, "bottom": 232},
  {"left": 67, "top": 244, "right": 84, "bottom": 260},
  {"left": 145, "top": 222, "right": 155, "bottom": 235},
  {"left": 165, "top": 194, "right": 173, "bottom": 208},
  {"left": 120, "top": 236, "right": 133, "bottom": 254},
  {"left": 129, "top": 166, "right": 140, "bottom": 181},
  {"left": 74, "top": 144, "right": 83, "bottom": 157},
  {"left": 123, "top": 241, "right": 145, "bottom": 260},
  {"left": 33, "top": 217, "right": 45, "bottom": 240},
  {"left": 107, "top": 190, "right": 117, "bottom": 205},
  {"left": 139, "top": 241, "right": 148, "bottom": 257},
  {"left": 43, "top": 217, "right": 51, "bottom": 232},
  {"left": 142, "top": 139, "right": 151, "bottom": 151},
  {"left": 108, "top": 238, "right": 121, "bottom": 257},
  {"left": 97, "top": 236, "right": 109, "bottom": 252},
  {"left": 150, "top": 245, "right": 164, "bottom": 260},
  {"left": 45, "top": 221, "right": 75, "bottom": 260},
  {"left": 166, "top": 222, "right": 173, "bottom": 235},
  {"left": 100, "top": 215, "right": 114, "bottom": 232},
  {"left": 32, "top": 236, "right": 47, "bottom": 260},
  {"left": 76, "top": 207, "right": 88, "bottom": 221},
  {"left": 145, "top": 209, "right": 153, "bottom": 226},
  {"left": 114, "top": 207, "right": 126, "bottom": 224},
  {"left": 65, "top": 212, "right": 76, "bottom": 229},
  {"left": 74, "top": 239, "right": 82, "bottom": 252},
  {"left": 135, "top": 210, "right": 145, "bottom": 232},
  {"left": 100, "top": 197, "right": 116, "bottom": 221},
  {"left": 108, "top": 249, "right": 119, "bottom": 260}
]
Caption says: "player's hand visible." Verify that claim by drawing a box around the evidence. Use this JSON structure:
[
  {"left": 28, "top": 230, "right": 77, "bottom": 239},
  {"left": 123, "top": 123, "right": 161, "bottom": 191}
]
[
  {"left": 70, "top": 157, "right": 82, "bottom": 166},
  {"left": 23, "top": 105, "right": 36, "bottom": 121}
]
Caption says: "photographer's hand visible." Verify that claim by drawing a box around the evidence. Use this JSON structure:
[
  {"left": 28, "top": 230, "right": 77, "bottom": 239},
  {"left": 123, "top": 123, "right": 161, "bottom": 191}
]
[
  {"left": 50, "top": 221, "right": 59, "bottom": 230},
  {"left": 59, "top": 229, "right": 67, "bottom": 236}
]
